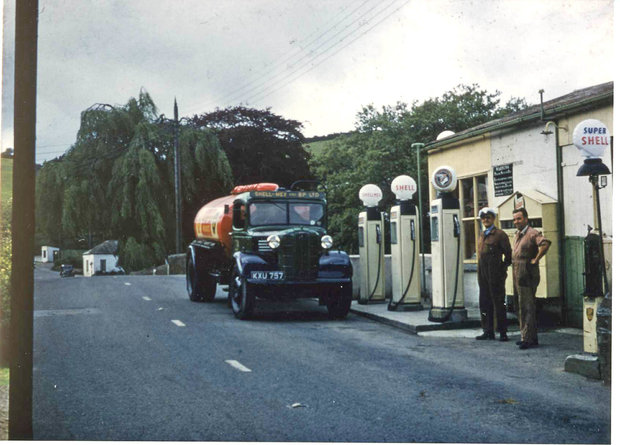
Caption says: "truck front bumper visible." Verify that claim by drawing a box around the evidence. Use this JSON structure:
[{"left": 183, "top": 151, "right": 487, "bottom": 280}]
[{"left": 245, "top": 277, "right": 352, "bottom": 300}]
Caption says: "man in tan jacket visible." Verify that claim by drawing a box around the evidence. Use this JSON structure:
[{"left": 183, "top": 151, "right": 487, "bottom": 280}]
[{"left": 512, "top": 208, "right": 551, "bottom": 350}]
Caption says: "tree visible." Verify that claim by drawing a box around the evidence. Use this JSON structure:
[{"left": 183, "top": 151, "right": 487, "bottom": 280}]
[
  {"left": 310, "top": 84, "right": 528, "bottom": 254},
  {"left": 35, "top": 160, "right": 66, "bottom": 246},
  {"left": 1, "top": 148, "right": 13, "bottom": 158},
  {"left": 177, "top": 126, "right": 233, "bottom": 246},
  {"left": 35, "top": 90, "right": 233, "bottom": 270},
  {"left": 190, "top": 106, "right": 312, "bottom": 188}
]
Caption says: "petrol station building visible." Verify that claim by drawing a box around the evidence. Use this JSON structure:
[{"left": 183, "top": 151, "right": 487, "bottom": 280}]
[{"left": 424, "top": 81, "right": 613, "bottom": 327}]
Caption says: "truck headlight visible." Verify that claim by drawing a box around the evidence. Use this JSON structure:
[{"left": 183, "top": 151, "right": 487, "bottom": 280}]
[
  {"left": 267, "top": 234, "right": 280, "bottom": 249},
  {"left": 321, "top": 235, "right": 333, "bottom": 249}
]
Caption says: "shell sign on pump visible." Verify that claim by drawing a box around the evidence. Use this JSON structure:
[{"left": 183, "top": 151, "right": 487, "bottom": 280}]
[
  {"left": 573, "top": 119, "right": 610, "bottom": 159},
  {"left": 391, "top": 175, "right": 417, "bottom": 201}
]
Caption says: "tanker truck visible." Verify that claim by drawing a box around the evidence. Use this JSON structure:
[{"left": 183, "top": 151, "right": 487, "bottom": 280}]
[{"left": 186, "top": 182, "right": 353, "bottom": 319}]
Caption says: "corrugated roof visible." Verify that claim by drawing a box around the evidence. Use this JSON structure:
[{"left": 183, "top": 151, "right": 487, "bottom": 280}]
[
  {"left": 427, "top": 81, "right": 613, "bottom": 151},
  {"left": 83, "top": 240, "right": 119, "bottom": 255}
]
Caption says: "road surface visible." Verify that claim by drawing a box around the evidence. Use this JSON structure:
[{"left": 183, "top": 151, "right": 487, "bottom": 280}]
[{"left": 33, "top": 265, "right": 611, "bottom": 442}]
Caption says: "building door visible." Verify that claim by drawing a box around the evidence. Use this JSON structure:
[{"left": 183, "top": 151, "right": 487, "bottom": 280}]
[
  {"left": 100, "top": 259, "right": 106, "bottom": 273},
  {"left": 563, "top": 237, "right": 584, "bottom": 327}
]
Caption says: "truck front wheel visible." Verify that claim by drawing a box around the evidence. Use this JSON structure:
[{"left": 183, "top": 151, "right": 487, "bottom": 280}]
[
  {"left": 229, "top": 268, "right": 255, "bottom": 319},
  {"left": 326, "top": 283, "right": 352, "bottom": 319}
]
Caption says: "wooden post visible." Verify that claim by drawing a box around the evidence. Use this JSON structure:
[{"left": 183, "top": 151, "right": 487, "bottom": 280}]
[{"left": 9, "top": 0, "right": 38, "bottom": 439}]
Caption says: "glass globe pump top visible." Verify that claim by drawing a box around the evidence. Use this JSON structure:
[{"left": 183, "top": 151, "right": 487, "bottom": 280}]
[{"left": 573, "top": 119, "right": 611, "bottom": 177}]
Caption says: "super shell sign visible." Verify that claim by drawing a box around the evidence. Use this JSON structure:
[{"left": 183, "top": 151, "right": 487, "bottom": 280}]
[{"left": 573, "top": 119, "right": 610, "bottom": 159}]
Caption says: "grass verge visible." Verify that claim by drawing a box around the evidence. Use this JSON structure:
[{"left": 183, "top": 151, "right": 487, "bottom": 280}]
[{"left": 0, "top": 368, "right": 8, "bottom": 386}]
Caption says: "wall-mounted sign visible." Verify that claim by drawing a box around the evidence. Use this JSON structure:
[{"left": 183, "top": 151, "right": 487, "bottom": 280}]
[
  {"left": 493, "top": 164, "right": 513, "bottom": 197},
  {"left": 514, "top": 192, "right": 525, "bottom": 210}
]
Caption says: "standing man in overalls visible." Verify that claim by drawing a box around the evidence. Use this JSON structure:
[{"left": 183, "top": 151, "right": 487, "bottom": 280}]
[
  {"left": 475, "top": 208, "right": 512, "bottom": 341},
  {"left": 512, "top": 208, "right": 551, "bottom": 350}
]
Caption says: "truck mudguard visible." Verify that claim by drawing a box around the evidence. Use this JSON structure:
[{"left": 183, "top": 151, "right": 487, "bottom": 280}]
[
  {"left": 232, "top": 251, "right": 271, "bottom": 277},
  {"left": 318, "top": 250, "right": 353, "bottom": 278}
]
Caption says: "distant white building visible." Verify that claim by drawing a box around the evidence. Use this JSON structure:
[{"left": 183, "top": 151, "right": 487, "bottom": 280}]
[
  {"left": 82, "top": 240, "right": 122, "bottom": 277},
  {"left": 41, "top": 246, "right": 60, "bottom": 263}
]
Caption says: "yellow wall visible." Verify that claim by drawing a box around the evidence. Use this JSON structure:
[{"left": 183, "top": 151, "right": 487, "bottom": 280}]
[{"left": 427, "top": 135, "right": 491, "bottom": 201}]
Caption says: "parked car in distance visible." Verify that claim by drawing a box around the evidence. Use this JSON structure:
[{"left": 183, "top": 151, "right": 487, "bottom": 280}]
[{"left": 60, "top": 264, "right": 75, "bottom": 277}]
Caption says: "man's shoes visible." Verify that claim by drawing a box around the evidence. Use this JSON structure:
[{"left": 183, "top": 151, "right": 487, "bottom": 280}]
[
  {"left": 475, "top": 332, "right": 495, "bottom": 340},
  {"left": 516, "top": 339, "right": 538, "bottom": 346},
  {"left": 499, "top": 333, "right": 509, "bottom": 342},
  {"left": 518, "top": 340, "right": 539, "bottom": 350}
]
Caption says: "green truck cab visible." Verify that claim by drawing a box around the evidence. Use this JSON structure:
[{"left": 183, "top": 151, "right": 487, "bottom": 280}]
[{"left": 186, "top": 185, "right": 353, "bottom": 319}]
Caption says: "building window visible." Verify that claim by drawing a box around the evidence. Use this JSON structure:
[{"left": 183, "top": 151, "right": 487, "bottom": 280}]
[{"left": 457, "top": 174, "right": 488, "bottom": 262}]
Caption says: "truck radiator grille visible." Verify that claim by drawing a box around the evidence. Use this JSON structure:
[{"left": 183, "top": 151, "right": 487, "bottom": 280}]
[
  {"left": 256, "top": 238, "right": 271, "bottom": 253},
  {"left": 279, "top": 232, "right": 320, "bottom": 281}
]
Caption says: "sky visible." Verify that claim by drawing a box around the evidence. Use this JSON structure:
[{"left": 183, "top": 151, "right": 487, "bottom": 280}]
[{"left": 0, "top": 0, "right": 615, "bottom": 163}]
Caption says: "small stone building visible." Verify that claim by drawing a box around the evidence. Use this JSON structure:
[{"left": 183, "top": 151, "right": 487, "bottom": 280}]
[
  {"left": 41, "top": 246, "right": 60, "bottom": 263},
  {"left": 83, "top": 240, "right": 121, "bottom": 277}
]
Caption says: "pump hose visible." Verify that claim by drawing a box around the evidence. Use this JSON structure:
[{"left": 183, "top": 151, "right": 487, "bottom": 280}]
[
  {"left": 428, "top": 230, "right": 461, "bottom": 323},
  {"left": 364, "top": 235, "right": 383, "bottom": 303},
  {"left": 388, "top": 237, "right": 416, "bottom": 310}
]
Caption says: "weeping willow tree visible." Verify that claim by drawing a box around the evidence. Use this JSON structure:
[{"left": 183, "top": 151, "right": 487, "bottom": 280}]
[
  {"left": 35, "top": 159, "right": 66, "bottom": 246},
  {"left": 35, "top": 89, "right": 233, "bottom": 271}
]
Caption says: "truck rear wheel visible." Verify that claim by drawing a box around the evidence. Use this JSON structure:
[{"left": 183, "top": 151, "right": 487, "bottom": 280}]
[
  {"left": 229, "top": 268, "right": 255, "bottom": 319},
  {"left": 326, "top": 283, "right": 352, "bottom": 319},
  {"left": 186, "top": 253, "right": 216, "bottom": 302}
]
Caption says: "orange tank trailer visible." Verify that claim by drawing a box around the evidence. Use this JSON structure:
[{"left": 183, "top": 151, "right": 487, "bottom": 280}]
[{"left": 193, "top": 183, "right": 279, "bottom": 255}]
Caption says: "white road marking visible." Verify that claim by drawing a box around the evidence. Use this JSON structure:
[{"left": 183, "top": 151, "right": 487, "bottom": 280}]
[
  {"left": 225, "top": 360, "right": 252, "bottom": 372},
  {"left": 171, "top": 319, "right": 186, "bottom": 327},
  {"left": 124, "top": 282, "right": 131, "bottom": 286},
  {"left": 34, "top": 308, "right": 101, "bottom": 318},
  {"left": 142, "top": 296, "right": 152, "bottom": 301}
]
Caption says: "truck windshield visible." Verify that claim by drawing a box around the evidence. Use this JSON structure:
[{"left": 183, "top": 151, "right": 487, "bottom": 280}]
[{"left": 249, "top": 202, "right": 324, "bottom": 226}]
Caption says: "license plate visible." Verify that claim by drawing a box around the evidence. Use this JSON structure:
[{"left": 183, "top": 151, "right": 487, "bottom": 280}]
[{"left": 250, "top": 271, "right": 284, "bottom": 280}]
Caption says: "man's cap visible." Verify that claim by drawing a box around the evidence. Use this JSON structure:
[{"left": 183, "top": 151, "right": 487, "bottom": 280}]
[{"left": 478, "top": 207, "right": 497, "bottom": 218}]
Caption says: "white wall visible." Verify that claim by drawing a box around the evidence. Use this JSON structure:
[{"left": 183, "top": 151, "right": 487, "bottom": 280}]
[
  {"left": 561, "top": 145, "right": 613, "bottom": 237},
  {"left": 83, "top": 254, "right": 119, "bottom": 277},
  {"left": 41, "top": 246, "right": 59, "bottom": 263},
  {"left": 489, "top": 116, "right": 613, "bottom": 238},
  {"left": 490, "top": 123, "right": 559, "bottom": 209}
]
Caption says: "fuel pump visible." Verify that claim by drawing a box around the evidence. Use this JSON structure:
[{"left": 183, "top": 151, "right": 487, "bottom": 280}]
[
  {"left": 388, "top": 175, "right": 422, "bottom": 311},
  {"left": 428, "top": 166, "right": 467, "bottom": 322},
  {"left": 358, "top": 184, "right": 386, "bottom": 304},
  {"left": 574, "top": 119, "right": 612, "bottom": 354}
]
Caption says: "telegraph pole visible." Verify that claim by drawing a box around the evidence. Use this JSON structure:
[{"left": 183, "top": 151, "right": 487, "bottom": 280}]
[
  {"left": 10, "top": 0, "right": 38, "bottom": 439},
  {"left": 173, "top": 99, "right": 182, "bottom": 253}
]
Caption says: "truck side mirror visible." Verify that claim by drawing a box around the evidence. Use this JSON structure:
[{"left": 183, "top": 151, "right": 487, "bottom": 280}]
[{"left": 224, "top": 204, "right": 230, "bottom": 214}]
